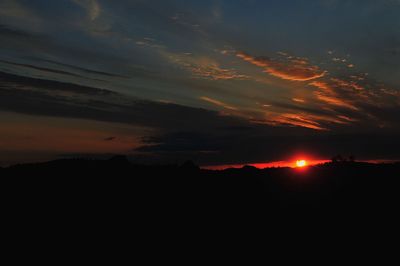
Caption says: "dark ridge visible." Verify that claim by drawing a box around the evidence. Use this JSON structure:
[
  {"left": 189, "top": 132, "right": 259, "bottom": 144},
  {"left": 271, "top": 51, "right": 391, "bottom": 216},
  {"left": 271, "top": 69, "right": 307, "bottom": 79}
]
[
  {"left": 2, "top": 158, "right": 400, "bottom": 237},
  {"left": 2, "top": 158, "right": 400, "bottom": 213}
]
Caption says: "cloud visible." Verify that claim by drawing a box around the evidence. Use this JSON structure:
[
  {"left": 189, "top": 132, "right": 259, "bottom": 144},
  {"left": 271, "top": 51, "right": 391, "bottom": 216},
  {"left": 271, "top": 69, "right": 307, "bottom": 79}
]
[
  {"left": 73, "top": 0, "right": 101, "bottom": 21},
  {"left": 237, "top": 51, "right": 326, "bottom": 81},
  {"left": 0, "top": 0, "right": 41, "bottom": 26},
  {"left": 0, "top": 59, "right": 87, "bottom": 80},
  {"left": 2, "top": 0, "right": 400, "bottom": 166},
  {"left": 200, "top": 96, "right": 238, "bottom": 111},
  {"left": 292, "top": 98, "right": 306, "bottom": 103},
  {"left": 2, "top": 70, "right": 400, "bottom": 166},
  {"left": 134, "top": 37, "right": 248, "bottom": 81},
  {"left": 26, "top": 58, "right": 128, "bottom": 78},
  {"left": 330, "top": 78, "right": 364, "bottom": 91},
  {"left": 308, "top": 76, "right": 378, "bottom": 111},
  {"left": 0, "top": 70, "right": 249, "bottom": 132},
  {"left": 265, "top": 113, "right": 327, "bottom": 130},
  {"left": 306, "top": 74, "right": 400, "bottom": 129},
  {"left": 310, "top": 81, "right": 359, "bottom": 110},
  {"left": 189, "top": 61, "right": 248, "bottom": 80},
  {"left": 0, "top": 23, "right": 129, "bottom": 72},
  {"left": 0, "top": 24, "right": 36, "bottom": 39},
  {"left": 315, "top": 91, "right": 358, "bottom": 110},
  {"left": 264, "top": 111, "right": 361, "bottom": 131},
  {"left": 316, "top": 92, "right": 358, "bottom": 110},
  {"left": 164, "top": 51, "right": 248, "bottom": 81},
  {"left": 0, "top": 71, "right": 115, "bottom": 97}
]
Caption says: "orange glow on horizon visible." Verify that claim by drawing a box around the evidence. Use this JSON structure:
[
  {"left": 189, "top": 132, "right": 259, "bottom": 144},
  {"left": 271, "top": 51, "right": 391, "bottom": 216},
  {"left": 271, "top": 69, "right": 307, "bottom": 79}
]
[{"left": 203, "top": 159, "right": 330, "bottom": 170}]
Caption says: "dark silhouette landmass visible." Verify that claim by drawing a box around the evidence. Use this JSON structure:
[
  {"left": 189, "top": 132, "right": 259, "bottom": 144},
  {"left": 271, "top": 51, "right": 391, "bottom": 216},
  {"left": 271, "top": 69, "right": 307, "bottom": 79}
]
[{"left": 2, "top": 156, "right": 399, "bottom": 218}]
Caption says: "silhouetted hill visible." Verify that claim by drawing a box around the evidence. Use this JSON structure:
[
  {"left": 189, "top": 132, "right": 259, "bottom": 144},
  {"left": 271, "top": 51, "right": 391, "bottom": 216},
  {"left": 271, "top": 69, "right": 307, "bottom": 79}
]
[
  {"left": 2, "top": 158, "right": 400, "bottom": 212},
  {"left": 3, "top": 158, "right": 400, "bottom": 241}
]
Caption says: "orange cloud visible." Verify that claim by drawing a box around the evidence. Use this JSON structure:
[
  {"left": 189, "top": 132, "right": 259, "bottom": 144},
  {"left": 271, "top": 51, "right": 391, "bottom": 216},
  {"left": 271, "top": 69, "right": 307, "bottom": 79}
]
[
  {"left": 73, "top": 0, "right": 101, "bottom": 21},
  {"left": 190, "top": 63, "right": 248, "bottom": 80},
  {"left": 337, "top": 115, "right": 357, "bottom": 122},
  {"left": 168, "top": 53, "right": 248, "bottom": 80},
  {"left": 310, "top": 81, "right": 359, "bottom": 110},
  {"left": 237, "top": 52, "right": 326, "bottom": 81},
  {"left": 314, "top": 91, "right": 358, "bottom": 110},
  {"left": 265, "top": 113, "right": 326, "bottom": 130},
  {"left": 136, "top": 38, "right": 247, "bottom": 81},
  {"left": 292, "top": 98, "right": 306, "bottom": 103},
  {"left": 265, "top": 111, "right": 357, "bottom": 130},
  {"left": 309, "top": 81, "right": 333, "bottom": 92},
  {"left": 330, "top": 78, "right": 364, "bottom": 91},
  {"left": 200, "top": 96, "right": 238, "bottom": 111}
]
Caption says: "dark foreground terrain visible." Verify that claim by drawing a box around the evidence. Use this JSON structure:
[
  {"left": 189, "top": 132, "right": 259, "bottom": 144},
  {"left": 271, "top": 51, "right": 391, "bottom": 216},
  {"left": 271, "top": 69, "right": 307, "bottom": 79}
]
[
  {"left": 2, "top": 156, "right": 399, "bottom": 214},
  {"left": 2, "top": 155, "right": 400, "bottom": 251}
]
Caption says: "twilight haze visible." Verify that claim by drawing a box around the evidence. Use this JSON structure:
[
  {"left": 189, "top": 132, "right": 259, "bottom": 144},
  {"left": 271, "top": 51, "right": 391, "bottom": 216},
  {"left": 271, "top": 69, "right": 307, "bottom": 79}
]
[{"left": 1, "top": 0, "right": 400, "bottom": 166}]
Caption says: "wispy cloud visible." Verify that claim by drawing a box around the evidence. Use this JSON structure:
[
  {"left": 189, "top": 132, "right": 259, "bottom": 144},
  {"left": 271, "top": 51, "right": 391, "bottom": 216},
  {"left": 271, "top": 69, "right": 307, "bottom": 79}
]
[
  {"left": 264, "top": 111, "right": 357, "bottom": 131},
  {"left": 73, "top": 0, "right": 101, "bottom": 21},
  {"left": 0, "top": 59, "right": 87, "bottom": 79},
  {"left": 135, "top": 37, "right": 248, "bottom": 81},
  {"left": 164, "top": 51, "right": 248, "bottom": 81},
  {"left": 29, "top": 58, "right": 128, "bottom": 78},
  {"left": 265, "top": 113, "right": 326, "bottom": 130},
  {"left": 292, "top": 98, "right": 306, "bottom": 103},
  {"left": 237, "top": 51, "right": 326, "bottom": 81},
  {"left": 200, "top": 96, "right": 238, "bottom": 110},
  {"left": 314, "top": 90, "right": 359, "bottom": 110},
  {"left": 310, "top": 81, "right": 359, "bottom": 110},
  {"left": 0, "top": 0, "right": 41, "bottom": 26},
  {"left": 329, "top": 78, "right": 364, "bottom": 91},
  {"left": 188, "top": 60, "right": 248, "bottom": 80}
]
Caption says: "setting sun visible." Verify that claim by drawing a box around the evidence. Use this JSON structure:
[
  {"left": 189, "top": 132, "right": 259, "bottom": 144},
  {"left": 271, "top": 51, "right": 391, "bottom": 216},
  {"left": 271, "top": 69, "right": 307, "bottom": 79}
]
[{"left": 296, "top": 160, "right": 307, "bottom": 168}]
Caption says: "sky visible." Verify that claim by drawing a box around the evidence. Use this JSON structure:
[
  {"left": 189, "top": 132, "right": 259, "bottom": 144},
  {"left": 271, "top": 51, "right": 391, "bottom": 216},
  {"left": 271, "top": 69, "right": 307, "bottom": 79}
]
[{"left": 1, "top": 0, "right": 400, "bottom": 166}]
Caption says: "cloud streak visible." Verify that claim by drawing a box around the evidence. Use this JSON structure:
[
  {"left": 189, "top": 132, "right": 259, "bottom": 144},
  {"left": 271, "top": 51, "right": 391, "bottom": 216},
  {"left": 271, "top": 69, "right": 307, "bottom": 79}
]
[
  {"left": 73, "top": 0, "right": 101, "bottom": 21},
  {"left": 164, "top": 50, "right": 248, "bottom": 81},
  {"left": 264, "top": 111, "right": 359, "bottom": 131},
  {"left": 27, "top": 58, "right": 128, "bottom": 78},
  {"left": 310, "top": 81, "right": 359, "bottom": 110},
  {"left": 0, "top": 59, "right": 88, "bottom": 80},
  {"left": 266, "top": 113, "right": 326, "bottom": 130},
  {"left": 189, "top": 61, "right": 248, "bottom": 80},
  {"left": 1, "top": 70, "right": 400, "bottom": 166},
  {"left": 237, "top": 51, "right": 326, "bottom": 81},
  {"left": 200, "top": 96, "right": 238, "bottom": 111}
]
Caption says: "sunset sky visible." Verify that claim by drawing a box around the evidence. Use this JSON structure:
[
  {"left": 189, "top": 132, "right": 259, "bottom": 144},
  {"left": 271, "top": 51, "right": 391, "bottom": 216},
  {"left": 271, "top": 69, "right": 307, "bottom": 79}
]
[{"left": 1, "top": 0, "right": 400, "bottom": 166}]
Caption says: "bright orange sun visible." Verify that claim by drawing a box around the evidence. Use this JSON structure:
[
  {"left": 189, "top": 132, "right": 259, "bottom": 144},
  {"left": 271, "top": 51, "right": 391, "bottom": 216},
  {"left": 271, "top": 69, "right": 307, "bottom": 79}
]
[{"left": 296, "top": 160, "right": 307, "bottom": 168}]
